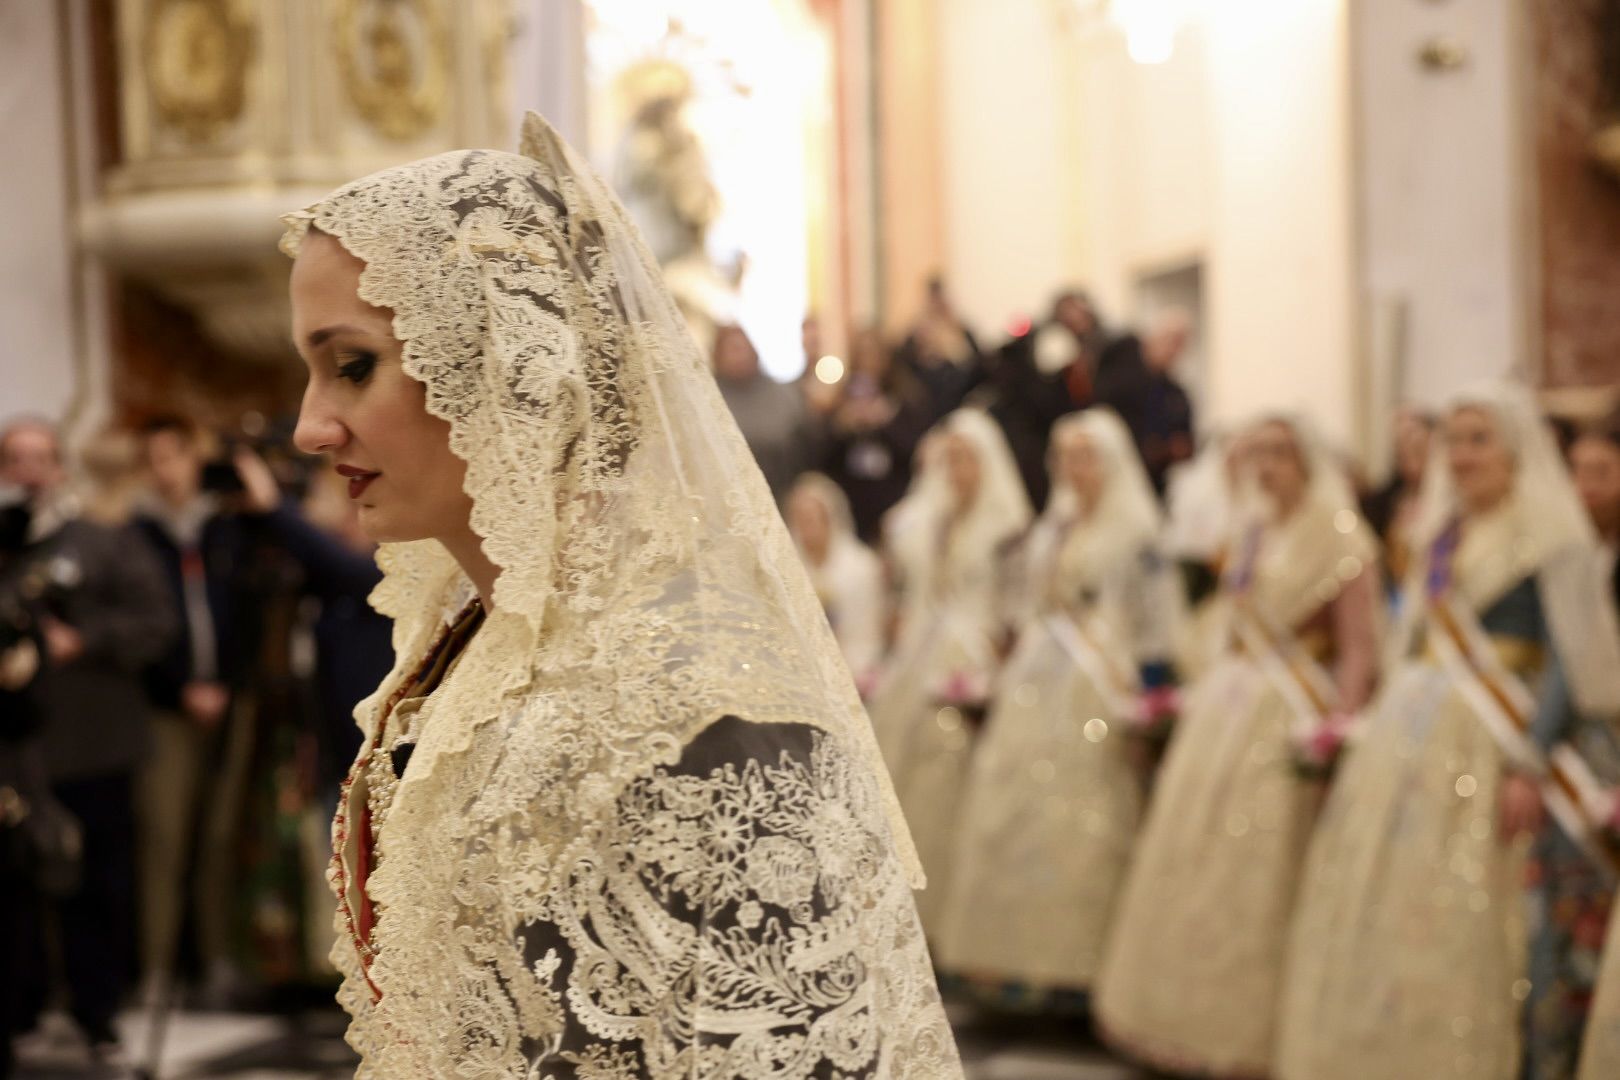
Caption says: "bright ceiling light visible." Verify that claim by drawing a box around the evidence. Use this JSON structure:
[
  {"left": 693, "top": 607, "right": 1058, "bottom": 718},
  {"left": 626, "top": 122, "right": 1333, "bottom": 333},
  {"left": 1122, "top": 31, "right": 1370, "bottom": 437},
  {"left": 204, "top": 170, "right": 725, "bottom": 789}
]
[{"left": 1073, "top": 0, "right": 1194, "bottom": 65}]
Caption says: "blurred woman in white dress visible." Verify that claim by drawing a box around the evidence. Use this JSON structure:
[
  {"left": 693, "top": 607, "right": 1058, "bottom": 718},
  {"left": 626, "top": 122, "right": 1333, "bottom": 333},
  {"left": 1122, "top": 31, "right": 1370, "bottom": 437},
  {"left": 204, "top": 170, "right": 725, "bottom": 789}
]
[
  {"left": 1096, "top": 415, "right": 1380, "bottom": 1078},
  {"left": 1161, "top": 428, "right": 1257, "bottom": 683},
  {"left": 786, "top": 473, "right": 886, "bottom": 693},
  {"left": 1277, "top": 384, "right": 1620, "bottom": 1080},
  {"left": 867, "top": 408, "right": 1031, "bottom": 936},
  {"left": 936, "top": 409, "right": 1179, "bottom": 1007}
]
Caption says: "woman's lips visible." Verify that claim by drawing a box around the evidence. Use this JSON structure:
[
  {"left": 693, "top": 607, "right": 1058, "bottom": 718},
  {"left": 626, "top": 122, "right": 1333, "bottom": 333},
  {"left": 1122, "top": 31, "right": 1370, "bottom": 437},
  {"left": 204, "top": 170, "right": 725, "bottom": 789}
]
[{"left": 335, "top": 466, "right": 380, "bottom": 500}]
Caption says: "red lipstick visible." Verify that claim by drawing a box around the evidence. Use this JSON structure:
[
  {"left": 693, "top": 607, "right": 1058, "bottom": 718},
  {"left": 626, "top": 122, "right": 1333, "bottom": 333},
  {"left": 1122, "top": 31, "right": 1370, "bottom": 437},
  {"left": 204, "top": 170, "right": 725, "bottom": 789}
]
[{"left": 335, "top": 465, "right": 379, "bottom": 499}]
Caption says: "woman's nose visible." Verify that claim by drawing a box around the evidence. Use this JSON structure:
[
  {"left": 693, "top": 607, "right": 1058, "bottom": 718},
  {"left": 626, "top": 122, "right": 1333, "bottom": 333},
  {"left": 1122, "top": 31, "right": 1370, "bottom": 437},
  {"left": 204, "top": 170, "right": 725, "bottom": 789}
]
[{"left": 293, "top": 395, "right": 347, "bottom": 456}]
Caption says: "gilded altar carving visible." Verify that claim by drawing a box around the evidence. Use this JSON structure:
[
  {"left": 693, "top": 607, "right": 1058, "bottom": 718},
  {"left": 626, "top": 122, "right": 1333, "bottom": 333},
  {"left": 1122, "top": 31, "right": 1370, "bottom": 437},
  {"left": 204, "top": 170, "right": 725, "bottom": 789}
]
[
  {"left": 333, "top": 0, "right": 450, "bottom": 142},
  {"left": 142, "top": 0, "right": 251, "bottom": 144}
]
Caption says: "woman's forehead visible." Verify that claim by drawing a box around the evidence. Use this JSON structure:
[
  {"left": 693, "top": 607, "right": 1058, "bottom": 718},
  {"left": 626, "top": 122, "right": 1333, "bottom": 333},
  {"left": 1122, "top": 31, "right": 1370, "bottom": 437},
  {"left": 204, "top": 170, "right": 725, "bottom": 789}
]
[{"left": 290, "top": 233, "right": 392, "bottom": 339}]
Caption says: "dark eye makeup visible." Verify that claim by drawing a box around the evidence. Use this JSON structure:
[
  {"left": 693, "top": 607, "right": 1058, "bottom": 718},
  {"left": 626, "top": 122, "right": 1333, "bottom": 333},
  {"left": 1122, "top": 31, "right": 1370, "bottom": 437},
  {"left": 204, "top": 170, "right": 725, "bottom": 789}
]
[{"left": 335, "top": 350, "right": 378, "bottom": 384}]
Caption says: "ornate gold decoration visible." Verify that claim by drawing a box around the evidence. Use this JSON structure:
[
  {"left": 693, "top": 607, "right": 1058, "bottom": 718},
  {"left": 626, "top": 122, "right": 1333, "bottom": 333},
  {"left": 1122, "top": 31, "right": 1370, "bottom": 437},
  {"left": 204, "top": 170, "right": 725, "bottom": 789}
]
[
  {"left": 333, "top": 0, "right": 450, "bottom": 142},
  {"left": 1418, "top": 37, "right": 1470, "bottom": 72},
  {"left": 142, "top": 0, "right": 252, "bottom": 144}
]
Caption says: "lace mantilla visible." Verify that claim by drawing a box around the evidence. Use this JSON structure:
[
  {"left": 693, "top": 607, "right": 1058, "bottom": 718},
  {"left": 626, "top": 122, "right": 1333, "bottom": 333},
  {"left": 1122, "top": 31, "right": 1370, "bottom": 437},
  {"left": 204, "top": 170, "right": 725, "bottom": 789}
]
[{"left": 284, "top": 113, "right": 953, "bottom": 1077}]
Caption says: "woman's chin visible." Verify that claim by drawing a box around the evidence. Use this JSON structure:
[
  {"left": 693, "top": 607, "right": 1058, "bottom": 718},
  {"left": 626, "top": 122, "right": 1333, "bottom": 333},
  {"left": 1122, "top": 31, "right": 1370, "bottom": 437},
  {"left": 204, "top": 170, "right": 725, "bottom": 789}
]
[{"left": 354, "top": 504, "right": 403, "bottom": 544}]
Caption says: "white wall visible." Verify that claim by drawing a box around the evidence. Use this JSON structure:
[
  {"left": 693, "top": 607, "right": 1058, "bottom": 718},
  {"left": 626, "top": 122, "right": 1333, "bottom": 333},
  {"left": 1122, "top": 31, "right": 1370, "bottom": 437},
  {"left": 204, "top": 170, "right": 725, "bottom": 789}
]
[
  {"left": 1201, "top": 0, "right": 1358, "bottom": 443},
  {"left": 1072, "top": 20, "right": 1211, "bottom": 325},
  {"left": 0, "top": 2, "right": 80, "bottom": 425},
  {"left": 939, "top": 3, "right": 1358, "bottom": 441},
  {"left": 1354, "top": 0, "right": 1526, "bottom": 411},
  {"left": 938, "top": 0, "right": 1071, "bottom": 336},
  {"left": 1081, "top": 1, "right": 1361, "bottom": 444}
]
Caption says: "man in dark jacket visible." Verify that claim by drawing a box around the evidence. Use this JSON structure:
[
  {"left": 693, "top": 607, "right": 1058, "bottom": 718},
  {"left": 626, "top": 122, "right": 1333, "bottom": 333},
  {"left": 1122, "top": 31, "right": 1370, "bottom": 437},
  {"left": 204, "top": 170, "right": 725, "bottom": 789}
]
[
  {"left": 130, "top": 416, "right": 256, "bottom": 1003},
  {"left": 1095, "top": 309, "right": 1197, "bottom": 496},
  {"left": 1, "top": 418, "right": 176, "bottom": 1058},
  {"left": 983, "top": 289, "right": 1107, "bottom": 508}
]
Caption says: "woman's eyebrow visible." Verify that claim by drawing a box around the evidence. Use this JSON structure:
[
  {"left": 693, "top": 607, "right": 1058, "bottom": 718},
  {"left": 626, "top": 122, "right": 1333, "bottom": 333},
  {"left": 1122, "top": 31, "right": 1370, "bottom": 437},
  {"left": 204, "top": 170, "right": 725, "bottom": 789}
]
[{"left": 304, "top": 323, "right": 366, "bottom": 349}]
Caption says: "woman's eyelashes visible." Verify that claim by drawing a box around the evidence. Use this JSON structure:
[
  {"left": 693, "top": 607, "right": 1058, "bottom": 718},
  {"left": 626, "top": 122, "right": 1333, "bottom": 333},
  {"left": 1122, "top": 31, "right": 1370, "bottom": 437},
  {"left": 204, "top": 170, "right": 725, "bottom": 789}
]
[{"left": 335, "top": 350, "right": 377, "bottom": 384}]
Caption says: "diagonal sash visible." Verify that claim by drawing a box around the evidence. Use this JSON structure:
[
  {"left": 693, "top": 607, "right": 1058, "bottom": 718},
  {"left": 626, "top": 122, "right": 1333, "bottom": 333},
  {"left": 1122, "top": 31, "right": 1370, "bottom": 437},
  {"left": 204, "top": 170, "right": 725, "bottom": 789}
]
[
  {"left": 1044, "top": 612, "right": 1140, "bottom": 720},
  {"left": 1231, "top": 599, "right": 1337, "bottom": 732},
  {"left": 1428, "top": 595, "right": 1620, "bottom": 880}
]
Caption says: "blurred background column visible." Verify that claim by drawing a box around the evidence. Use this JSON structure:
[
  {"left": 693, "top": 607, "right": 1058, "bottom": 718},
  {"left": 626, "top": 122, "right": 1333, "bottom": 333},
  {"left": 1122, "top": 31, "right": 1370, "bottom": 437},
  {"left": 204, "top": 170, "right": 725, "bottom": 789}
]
[{"left": 0, "top": 3, "right": 99, "bottom": 432}]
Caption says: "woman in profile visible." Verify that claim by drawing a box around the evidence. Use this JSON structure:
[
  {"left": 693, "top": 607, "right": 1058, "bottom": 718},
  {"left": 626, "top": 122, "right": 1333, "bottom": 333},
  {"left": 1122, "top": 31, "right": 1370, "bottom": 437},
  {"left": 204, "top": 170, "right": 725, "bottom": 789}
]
[
  {"left": 864, "top": 408, "right": 1031, "bottom": 937},
  {"left": 936, "top": 409, "right": 1178, "bottom": 1009},
  {"left": 1095, "top": 414, "right": 1380, "bottom": 1078},
  {"left": 1277, "top": 384, "right": 1620, "bottom": 1080},
  {"left": 282, "top": 112, "right": 961, "bottom": 1078}
]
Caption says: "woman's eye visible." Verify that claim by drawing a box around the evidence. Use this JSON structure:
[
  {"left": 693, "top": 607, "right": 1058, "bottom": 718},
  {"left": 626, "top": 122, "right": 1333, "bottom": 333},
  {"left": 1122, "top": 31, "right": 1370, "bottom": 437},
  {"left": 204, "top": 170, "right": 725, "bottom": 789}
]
[{"left": 336, "top": 351, "right": 377, "bottom": 384}]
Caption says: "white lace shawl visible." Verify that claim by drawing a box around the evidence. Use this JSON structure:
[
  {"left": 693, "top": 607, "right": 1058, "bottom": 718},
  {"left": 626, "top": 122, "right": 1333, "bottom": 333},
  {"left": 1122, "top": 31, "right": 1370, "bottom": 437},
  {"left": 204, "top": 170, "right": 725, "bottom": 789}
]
[{"left": 281, "top": 112, "right": 959, "bottom": 1079}]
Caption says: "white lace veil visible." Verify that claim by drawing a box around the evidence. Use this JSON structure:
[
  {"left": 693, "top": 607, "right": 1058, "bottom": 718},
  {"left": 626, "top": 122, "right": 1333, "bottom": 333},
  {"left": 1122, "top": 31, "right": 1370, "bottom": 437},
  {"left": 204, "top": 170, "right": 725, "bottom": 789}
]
[
  {"left": 1225, "top": 413, "right": 1377, "bottom": 632},
  {"left": 787, "top": 471, "right": 860, "bottom": 556},
  {"left": 1409, "top": 381, "right": 1592, "bottom": 558},
  {"left": 1403, "top": 381, "right": 1620, "bottom": 716},
  {"left": 895, "top": 408, "right": 1032, "bottom": 611},
  {"left": 280, "top": 112, "right": 920, "bottom": 870},
  {"left": 1042, "top": 408, "right": 1161, "bottom": 542},
  {"left": 279, "top": 111, "right": 968, "bottom": 1078},
  {"left": 1015, "top": 408, "right": 1163, "bottom": 627},
  {"left": 1237, "top": 412, "right": 1361, "bottom": 528}
]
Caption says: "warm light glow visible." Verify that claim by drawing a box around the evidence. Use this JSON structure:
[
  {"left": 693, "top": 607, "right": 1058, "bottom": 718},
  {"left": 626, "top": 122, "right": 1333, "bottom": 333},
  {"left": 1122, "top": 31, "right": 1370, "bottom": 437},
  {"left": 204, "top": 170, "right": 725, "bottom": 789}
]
[
  {"left": 1077, "top": 0, "right": 1203, "bottom": 66},
  {"left": 1114, "top": 0, "right": 1184, "bottom": 64},
  {"left": 814, "top": 355, "right": 845, "bottom": 384},
  {"left": 586, "top": 1, "right": 825, "bottom": 382}
]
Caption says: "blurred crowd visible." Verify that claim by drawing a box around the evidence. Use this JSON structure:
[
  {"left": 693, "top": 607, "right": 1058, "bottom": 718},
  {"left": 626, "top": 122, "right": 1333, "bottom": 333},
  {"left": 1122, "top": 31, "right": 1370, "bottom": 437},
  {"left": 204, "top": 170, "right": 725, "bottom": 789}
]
[
  {"left": 726, "top": 281, "right": 1620, "bottom": 1080},
  {"left": 0, "top": 416, "right": 393, "bottom": 1076},
  {"left": 7, "top": 275, "right": 1620, "bottom": 1080}
]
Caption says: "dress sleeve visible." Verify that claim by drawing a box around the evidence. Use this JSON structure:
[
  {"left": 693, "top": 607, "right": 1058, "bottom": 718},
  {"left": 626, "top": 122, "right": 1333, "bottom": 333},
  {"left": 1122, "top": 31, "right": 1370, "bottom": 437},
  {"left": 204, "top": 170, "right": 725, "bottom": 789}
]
[{"left": 511, "top": 715, "right": 956, "bottom": 1079}]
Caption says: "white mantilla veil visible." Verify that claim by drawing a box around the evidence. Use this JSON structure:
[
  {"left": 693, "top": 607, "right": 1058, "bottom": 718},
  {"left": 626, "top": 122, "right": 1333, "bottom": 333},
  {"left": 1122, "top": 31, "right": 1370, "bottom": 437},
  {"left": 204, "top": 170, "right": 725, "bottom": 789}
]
[
  {"left": 1402, "top": 381, "right": 1620, "bottom": 717},
  {"left": 1408, "top": 382, "right": 1592, "bottom": 571},
  {"left": 1222, "top": 412, "right": 1378, "bottom": 634},
  {"left": 1012, "top": 407, "right": 1167, "bottom": 637},
  {"left": 1042, "top": 408, "right": 1160, "bottom": 546},
  {"left": 892, "top": 409, "right": 1031, "bottom": 610},
  {"left": 281, "top": 113, "right": 956, "bottom": 1077}
]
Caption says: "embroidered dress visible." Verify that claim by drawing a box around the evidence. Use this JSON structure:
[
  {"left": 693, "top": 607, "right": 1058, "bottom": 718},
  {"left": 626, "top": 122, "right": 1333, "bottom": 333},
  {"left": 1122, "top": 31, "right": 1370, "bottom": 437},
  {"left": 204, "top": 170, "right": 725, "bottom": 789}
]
[
  {"left": 936, "top": 410, "right": 1177, "bottom": 999},
  {"left": 865, "top": 409, "right": 1031, "bottom": 937},
  {"left": 1277, "top": 383, "right": 1620, "bottom": 1080},
  {"left": 285, "top": 112, "right": 961, "bottom": 1079},
  {"left": 1095, "top": 416, "right": 1379, "bottom": 1078}
]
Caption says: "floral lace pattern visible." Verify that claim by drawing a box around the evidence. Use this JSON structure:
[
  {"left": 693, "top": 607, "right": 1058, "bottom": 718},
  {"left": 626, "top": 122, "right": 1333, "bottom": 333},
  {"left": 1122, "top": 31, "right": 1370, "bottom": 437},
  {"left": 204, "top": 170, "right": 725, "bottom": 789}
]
[
  {"left": 281, "top": 113, "right": 955, "bottom": 1077},
  {"left": 520, "top": 718, "right": 948, "bottom": 1078}
]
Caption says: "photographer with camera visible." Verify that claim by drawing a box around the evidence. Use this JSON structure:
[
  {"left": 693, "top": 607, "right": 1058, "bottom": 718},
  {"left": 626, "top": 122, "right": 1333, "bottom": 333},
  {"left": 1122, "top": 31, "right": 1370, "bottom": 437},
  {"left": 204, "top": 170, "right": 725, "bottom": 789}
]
[
  {"left": 131, "top": 416, "right": 262, "bottom": 1008},
  {"left": 0, "top": 418, "right": 175, "bottom": 1066}
]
